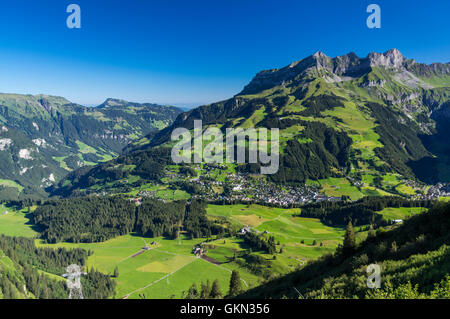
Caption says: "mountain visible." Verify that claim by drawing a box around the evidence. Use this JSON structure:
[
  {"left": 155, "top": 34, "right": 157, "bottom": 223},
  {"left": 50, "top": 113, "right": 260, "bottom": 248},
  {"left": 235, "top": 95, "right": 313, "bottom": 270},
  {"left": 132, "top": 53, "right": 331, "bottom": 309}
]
[
  {"left": 0, "top": 94, "right": 182, "bottom": 199},
  {"left": 52, "top": 49, "right": 450, "bottom": 199}
]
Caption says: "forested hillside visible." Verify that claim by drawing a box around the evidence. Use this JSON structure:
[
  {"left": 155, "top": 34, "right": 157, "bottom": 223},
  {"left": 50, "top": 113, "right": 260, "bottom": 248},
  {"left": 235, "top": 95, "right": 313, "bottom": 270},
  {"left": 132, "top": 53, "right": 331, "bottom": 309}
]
[
  {"left": 0, "top": 94, "right": 182, "bottom": 199},
  {"left": 52, "top": 50, "right": 450, "bottom": 201}
]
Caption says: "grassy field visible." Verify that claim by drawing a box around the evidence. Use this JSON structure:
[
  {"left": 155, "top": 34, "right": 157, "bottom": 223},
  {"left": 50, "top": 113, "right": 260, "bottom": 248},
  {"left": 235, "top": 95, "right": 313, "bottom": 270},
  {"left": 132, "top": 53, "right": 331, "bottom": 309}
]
[
  {"left": 395, "top": 184, "right": 417, "bottom": 196},
  {"left": 207, "top": 204, "right": 345, "bottom": 262},
  {"left": 36, "top": 232, "right": 257, "bottom": 299},
  {"left": 0, "top": 204, "right": 38, "bottom": 237},
  {"left": 317, "top": 177, "right": 364, "bottom": 201},
  {"left": 29, "top": 203, "right": 344, "bottom": 299},
  {"left": 377, "top": 206, "right": 428, "bottom": 221},
  {"left": 0, "top": 202, "right": 364, "bottom": 299}
]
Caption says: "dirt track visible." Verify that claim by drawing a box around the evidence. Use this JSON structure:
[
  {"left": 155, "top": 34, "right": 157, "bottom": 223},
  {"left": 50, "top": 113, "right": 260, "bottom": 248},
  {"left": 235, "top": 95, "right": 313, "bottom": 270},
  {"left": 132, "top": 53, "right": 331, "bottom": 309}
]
[
  {"left": 200, "top": 254, "right": 222, "bottom": 265},
  {"left": 131, "top": 249, "right": 147, "bottom": 258}
]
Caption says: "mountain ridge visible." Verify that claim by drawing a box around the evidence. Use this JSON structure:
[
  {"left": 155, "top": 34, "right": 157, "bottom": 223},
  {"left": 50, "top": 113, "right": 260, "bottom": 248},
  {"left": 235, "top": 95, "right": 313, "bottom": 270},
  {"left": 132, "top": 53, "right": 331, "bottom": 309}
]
[
  {"left": 0, "top": 93, "right": 183, "bottom": 199},
  {"left": 52, "top": 49, "right": 450, "bottom": 200},
  {"left": 240, "top": 49, "right": 449, "bottom": 95}
]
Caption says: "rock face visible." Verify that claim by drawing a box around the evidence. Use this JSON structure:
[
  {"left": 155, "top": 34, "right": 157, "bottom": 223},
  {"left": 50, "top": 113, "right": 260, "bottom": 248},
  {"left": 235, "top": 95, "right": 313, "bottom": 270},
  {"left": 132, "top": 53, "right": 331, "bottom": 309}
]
[
  {"left": 240, "top": 49, "right": 448, "bottom": 95},
  {"left": 368, "top": 48, "right": 405, "bottom": 68}
]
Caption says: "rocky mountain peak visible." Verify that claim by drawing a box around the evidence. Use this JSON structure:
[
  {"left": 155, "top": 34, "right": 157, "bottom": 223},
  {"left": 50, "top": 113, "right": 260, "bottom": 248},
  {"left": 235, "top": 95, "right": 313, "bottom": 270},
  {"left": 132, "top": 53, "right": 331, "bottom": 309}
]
[
  {"left": 368, "top": 48, "right": 405, "bottom": 68},
  {"left": 239, "top": 49, "right": 448, "bottom": 95},
  {"left": 312, "top": 51, "right": 329, "bottom": 59}
]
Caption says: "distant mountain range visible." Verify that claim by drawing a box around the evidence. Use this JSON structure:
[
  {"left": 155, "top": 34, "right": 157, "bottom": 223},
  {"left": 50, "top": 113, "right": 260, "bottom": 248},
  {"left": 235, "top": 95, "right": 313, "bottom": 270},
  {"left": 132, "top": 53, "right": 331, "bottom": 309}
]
[
  {"left": 53, "top": 49, "right": 450, "bottom": 198},
  {"left": 0, "top": 94, "right": 182, "bottom": 199}
]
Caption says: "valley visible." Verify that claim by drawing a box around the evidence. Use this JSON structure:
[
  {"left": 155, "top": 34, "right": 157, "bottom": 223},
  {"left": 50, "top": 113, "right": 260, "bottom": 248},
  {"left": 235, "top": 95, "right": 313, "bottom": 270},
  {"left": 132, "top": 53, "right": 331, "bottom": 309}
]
[
  {"left": 0, "top": 49, "right": 449, "bottom": 300},
  {"left": 0, "top": 196, "right": 441, "bottom": 299},
  {"left": 0, "top": 95, "right": 182, "bottom": 199}
]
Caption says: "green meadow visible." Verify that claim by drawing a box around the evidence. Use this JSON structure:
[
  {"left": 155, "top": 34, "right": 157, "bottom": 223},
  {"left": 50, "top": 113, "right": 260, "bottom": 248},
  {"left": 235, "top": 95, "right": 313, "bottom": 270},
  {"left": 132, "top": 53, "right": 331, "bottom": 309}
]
[
  {"left": 0, "top": 204, "right": 38, "bottom": 237},
  {"left": 26, "top": 203, "right": 345, "bottom": 299},
  {"left": 0, "top": 202, "right": 432, "bottom": 299},
  {"left": 316, "top": 177, "right": 364, "bottom": 201},
  {"left": 377, "top": 206, "right": 428, "bottom": 221},
  {"left": 207, "top": 204, "right": 345, "bottom": 261},
  {"left": 36, "top": 233, "right": 256, "bottom": 299}
]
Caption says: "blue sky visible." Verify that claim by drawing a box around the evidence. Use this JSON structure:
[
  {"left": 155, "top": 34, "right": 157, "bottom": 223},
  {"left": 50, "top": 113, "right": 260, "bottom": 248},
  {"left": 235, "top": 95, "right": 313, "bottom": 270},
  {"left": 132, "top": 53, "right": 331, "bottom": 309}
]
[{"left": 0, "top": 0, "right": 448, "bottom": 107}]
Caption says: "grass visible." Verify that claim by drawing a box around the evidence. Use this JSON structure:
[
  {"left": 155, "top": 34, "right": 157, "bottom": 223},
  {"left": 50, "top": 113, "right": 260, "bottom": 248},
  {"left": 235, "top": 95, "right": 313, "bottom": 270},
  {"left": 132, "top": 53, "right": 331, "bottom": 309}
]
[
  {"left": 377, "top": 207, "right": 428, "bottom": 221},
  {"left": 76, "top": 141, "right": 97, "bottom": 154},
  {"left": 132, "top": 258, "right": 232, "bottom": 299},
  {"left": 36, "top": 232, "right": 256, "bottom": 299},
  {"left": 75, "top": 141, "right": 115, "bottom": 164},
  {"left": 0, "top": 204, "right": 38, "bottom": 237},
  {"left": 156, "top": 189, "right": 191, "bottom": 201},
  {"left": 321, "top": 99, "right": 383, "bottom": 162},
  {"left": 318, "top": 177, "right": 364, "bottom": 201},
  {"left": 33, "top": 201, "right": 340, "bottom": 299},
  {"left": 0, "top": 179, "right": 24, "bottom": 193},
  {"left": 52, "top": 156, "right": 70, "bottom": 170},
  {"left": 395, "top": 184, "right": 417, "bottom": 196},
  {"left": 207, "top": 204, "right": 345, "bottom": 260}
]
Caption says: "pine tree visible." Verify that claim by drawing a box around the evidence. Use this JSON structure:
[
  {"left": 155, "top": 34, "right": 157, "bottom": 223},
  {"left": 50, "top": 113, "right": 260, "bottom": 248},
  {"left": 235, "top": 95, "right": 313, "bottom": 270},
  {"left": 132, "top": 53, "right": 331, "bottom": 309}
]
[
  {"left": 229, "top": 270, "right": 242, "bottom": 297},
  {"left": 367, "top": 224, "right": 376, "bottom": 241},
  {"left": 113, "top": 266, "right": 119, "bottom": 278},
  {"left": 200, "top": 280, "right": 211, "bottom": 299},
  {"left": 343, "top": 221, "right": 356, "bottom": 256},
  {"left": 209, "top": 279, "right": 222, "bottom": 299},
  {"left": 185, "top": 283, "right": 199, "bottom": 299}
]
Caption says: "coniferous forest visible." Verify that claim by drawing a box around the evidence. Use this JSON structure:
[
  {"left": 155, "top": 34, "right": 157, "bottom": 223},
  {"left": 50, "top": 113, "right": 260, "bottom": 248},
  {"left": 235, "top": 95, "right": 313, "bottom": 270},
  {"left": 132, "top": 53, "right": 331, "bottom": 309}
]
[{"left": 33, "top": 197, "right": 225, "bottom": 243}]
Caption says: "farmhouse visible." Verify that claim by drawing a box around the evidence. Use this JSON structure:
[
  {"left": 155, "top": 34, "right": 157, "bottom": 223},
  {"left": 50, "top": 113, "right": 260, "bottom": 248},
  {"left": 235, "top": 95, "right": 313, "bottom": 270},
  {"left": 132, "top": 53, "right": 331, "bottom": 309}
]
[
  {"left": 129, "top": 197, "right": 142, "bottom": 205},
  {"left": 192, "top": 247, "right": 203, "bottom": 256},
  {"left": 240, "top": 226, "right": 251, "bottom": 235}
]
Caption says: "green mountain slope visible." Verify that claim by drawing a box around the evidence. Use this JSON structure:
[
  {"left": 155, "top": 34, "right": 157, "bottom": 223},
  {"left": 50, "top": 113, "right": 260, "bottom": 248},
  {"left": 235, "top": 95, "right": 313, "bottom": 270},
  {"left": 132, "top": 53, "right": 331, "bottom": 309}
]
[
  {"left": 238, "top": 201, "right": 450, "bottom": 299},
  {"left": 0, "top": 94, "right": 182, "bottom": 199},
  {"left": 52, "top": 49, "right": 450, "bottom": 199}
]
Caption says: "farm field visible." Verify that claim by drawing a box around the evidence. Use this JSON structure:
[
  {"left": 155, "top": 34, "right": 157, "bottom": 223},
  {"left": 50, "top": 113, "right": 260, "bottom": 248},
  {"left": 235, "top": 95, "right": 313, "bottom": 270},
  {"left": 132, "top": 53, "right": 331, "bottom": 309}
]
[
  {"left": 316, "top": 177, "right": 364, "bottom": 201},
  {"left": 28, "top": 203, "right": 346, "bottom": 299},
  {"left": 36, "top": 233, "right": 257, "bottom": 299},
  {"left": 207, "top": 204, "right": 345, "bottom": 260},
  {"left": 2, "top": 202, "right": 432, "bottom": 299}
]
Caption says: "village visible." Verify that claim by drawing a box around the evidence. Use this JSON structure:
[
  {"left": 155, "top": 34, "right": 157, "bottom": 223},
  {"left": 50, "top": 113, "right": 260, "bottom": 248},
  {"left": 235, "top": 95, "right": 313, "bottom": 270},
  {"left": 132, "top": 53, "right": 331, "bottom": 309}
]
[
  {"left": 137, "top": 164, "right": 341, "bottom": 206},
  {"left": 104, "top": 162, "right": 450, "bottom": 207}
]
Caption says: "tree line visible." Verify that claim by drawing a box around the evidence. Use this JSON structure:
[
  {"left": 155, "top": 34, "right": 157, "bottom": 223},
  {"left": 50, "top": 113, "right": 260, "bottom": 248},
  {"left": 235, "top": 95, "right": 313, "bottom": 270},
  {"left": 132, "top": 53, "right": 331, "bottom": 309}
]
[
  {"left": 33, "top": 197, "right": 227, "bottom": 243},
  {"left": 0, "top": 235, "right": 115, "bottom": 299},
  {"left": 298, "top": 196, "right": 435, "bottom": 226}
]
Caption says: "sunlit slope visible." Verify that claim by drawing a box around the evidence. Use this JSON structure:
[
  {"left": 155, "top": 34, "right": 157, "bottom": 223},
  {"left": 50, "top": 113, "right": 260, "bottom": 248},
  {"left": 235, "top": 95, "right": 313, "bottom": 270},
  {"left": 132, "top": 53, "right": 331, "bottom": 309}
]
[{"left": 54, "top": 49, "right": 450, "bottom": 197}]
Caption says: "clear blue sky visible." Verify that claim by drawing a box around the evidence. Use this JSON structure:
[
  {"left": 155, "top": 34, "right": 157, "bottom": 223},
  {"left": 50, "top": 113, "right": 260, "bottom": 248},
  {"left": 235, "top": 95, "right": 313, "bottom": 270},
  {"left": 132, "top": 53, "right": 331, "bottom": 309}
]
[{"left": 0, "top": 0, "right": 448, "bottom": 107}]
